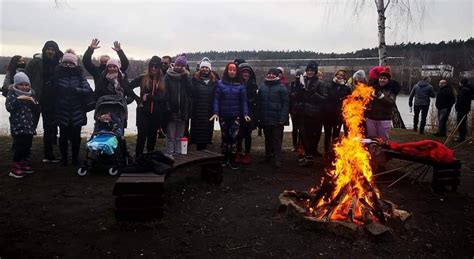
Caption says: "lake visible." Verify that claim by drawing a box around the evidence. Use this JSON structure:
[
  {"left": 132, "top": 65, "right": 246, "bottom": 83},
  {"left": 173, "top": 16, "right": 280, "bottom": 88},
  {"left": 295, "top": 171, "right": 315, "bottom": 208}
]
[{"left": 0, "top": 74, "right": 433, "bottom": 136}]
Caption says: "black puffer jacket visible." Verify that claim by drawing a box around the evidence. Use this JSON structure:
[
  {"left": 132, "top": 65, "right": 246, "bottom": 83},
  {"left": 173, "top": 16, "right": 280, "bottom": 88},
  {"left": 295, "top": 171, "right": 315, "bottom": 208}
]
[
  {"left": 190, "top": 71, "right": 217, "bottom": 145},
  {"left": 297, "top": 77, "right": 328, "bottom": 118},
  {"left": 327, "top": 80, "right": 352, "bottom": 116},
  {"left": 239, "top": 63, "right": 258, "bottom": 122},
  {"left": 164, "top": 70, "right": 192, "bottom": 121},
  {"left": 52, "top": 66, "right": 93, "bottom": 127},
  {"left": 257, "top": 78, "right": 289, "bottom": 126}
]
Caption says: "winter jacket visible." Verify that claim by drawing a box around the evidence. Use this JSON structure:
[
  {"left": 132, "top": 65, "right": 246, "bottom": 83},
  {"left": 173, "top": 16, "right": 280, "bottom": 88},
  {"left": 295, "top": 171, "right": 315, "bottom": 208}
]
[
  {"left": 409, "top": 80, "right": 436, "bottom": 107},
  {"left": 190, "top": 72, "right": 217, "bottom": 144},
  {"left": 82, "top": 47, "right": 129, "bottom": 85},
  {"left": 213, "top": 79, "right": 248, "bottom": 118},
  {"left": 257, "top": 79, "right": 289, "bottom": 126},
  {"left": 289, "top": 79, "right": 305, "bottom": 115},
  {"left": 25, "top": 52, "right": 63, "bottom": 107},
  {"left": 455, "top": 84, "right": 473, "bottom": 114},
  {"left": 366, "top": 80, "right": 399, "bottom": 120},
  {"left": 94, "top": 71, "right": 131, "bottom": 100},
  {"left": 296, "top": 77, "right": 328, "bottom": 118},
  {"left": 5, "top": 89, "right": 39, "bottom": 136},
  {"left": 239, "top": 63, "right": 259, "bottom": 122},
  {"left": 435, "top": 85, "right": 455, "bottom": 110},
  {"left": 327, "top": 80, "right": 352, "bottom": 116},
  {"left": 164, "top": 70, "right": 192, "bottom": 121},
  {"left": 129, "top": 74, "right": 168, "bottom": 116},
  {"left": 52, "top": 66, "right": 93, "bottom": 127}
]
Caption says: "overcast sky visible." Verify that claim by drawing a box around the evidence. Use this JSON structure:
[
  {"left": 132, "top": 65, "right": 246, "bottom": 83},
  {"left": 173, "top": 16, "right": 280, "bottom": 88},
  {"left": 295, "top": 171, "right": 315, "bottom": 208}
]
[{"left": 0, "top": 0, "right": 472, "bottom": 60}]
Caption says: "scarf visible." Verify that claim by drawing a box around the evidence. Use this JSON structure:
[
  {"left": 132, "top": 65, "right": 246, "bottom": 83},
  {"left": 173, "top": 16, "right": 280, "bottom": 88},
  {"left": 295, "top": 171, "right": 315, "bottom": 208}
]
[
  {"left": 106, "top": 72, "right": 124, "bottom": 97},
  {"left": 200, "top": 72, "right": 210, "bottom": 84},
  {"left": 14, "top": 86, "right": 33, "bottom": 97},
  {"left": 167, "top": 68, "right": 188, "bottom": 78}
]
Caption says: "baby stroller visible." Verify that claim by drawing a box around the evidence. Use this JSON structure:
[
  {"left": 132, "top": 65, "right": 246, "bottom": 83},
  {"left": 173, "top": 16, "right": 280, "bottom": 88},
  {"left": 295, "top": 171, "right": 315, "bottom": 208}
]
[{"left": 77, "top": 95, "right": 129, "bottom": 176}]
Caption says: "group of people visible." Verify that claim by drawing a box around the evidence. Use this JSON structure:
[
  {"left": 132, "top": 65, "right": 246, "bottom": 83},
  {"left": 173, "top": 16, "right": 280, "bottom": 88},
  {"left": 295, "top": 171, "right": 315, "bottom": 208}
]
[{"left": 2, "top": 39, "right": 472, "bottom": 179}]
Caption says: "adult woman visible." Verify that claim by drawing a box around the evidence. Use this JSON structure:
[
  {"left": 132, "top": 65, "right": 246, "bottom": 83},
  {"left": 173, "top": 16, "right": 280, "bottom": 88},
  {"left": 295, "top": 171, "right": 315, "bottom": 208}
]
[
  {"left": 211, "top": 63, "right": 250, "bottom": 169},
  {"left": 94, "top": 59, "right": 131, "bottom": 99},
  {"left": 190, "top": 57, "right": 218, "bottom": 151},
  {"left": 129, "top": 56, "right": 167, "bottom": 156},
  {"left": 52, "top": 49, "right": 93, "bottom": 166},
  {"left": 325, "top": 70, "right": 351, "bottom": 155},
  {"left": 2, "top": 55, "right": 27, "bottom": 97}
]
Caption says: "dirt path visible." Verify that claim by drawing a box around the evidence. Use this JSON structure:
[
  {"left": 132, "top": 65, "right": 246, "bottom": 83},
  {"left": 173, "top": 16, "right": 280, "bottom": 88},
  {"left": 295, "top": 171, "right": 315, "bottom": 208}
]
[{"left": 0, "top": 130, "right": 473, "bottom": 258}]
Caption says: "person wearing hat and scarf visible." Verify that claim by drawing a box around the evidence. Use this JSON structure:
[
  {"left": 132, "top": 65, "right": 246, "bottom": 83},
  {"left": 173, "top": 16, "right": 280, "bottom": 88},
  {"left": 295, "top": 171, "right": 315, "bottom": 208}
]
[
  {"left": 25, "top": 40, "right": 63, "bottom": 163},
  {"left": 163, "top": 53, "right": 192, "bottom": 157},
  {"left": 256, "top": 68, "right": 289, "bottom": 168},
  {"left": 6, "top": 72, "right": 40, "bottom": 178},
  {"left": 289, "top": 69, "right": 305, "bottom": 156},
  {"left": 51, "top": 49, "right": 93, "bottom": 166},
  {"left": 211, "top": 63, "right": 251, "bottom": 169},
  {"left": 297, "top": 61, "right": 328, "bottom": 167},
  {"left": 94, "top": 58, "right": 131, "bottom": 99},
  {"left": 365, "top": 68, "right": 399, "bottom": 140},
  {"left": 82, "top": 38, "right": 129, "bottom": 85},
  {"left": 235, "top": 62, "right": 258, "bottom": 164},
  {"left": 129, "top": 56, "right": 167, "bottom": 156},
  {"left": 189, "top": 57, "right": 218, "bottom": 151},
  {"left": 325, "top": 70, "right": 351, "bottom": 157}
]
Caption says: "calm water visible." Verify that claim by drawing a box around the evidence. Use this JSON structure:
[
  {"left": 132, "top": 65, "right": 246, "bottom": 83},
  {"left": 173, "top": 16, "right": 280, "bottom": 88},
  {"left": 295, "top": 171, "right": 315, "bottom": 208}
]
[{"left": 0, "top": 74, "right": 429, "bottom": 136}]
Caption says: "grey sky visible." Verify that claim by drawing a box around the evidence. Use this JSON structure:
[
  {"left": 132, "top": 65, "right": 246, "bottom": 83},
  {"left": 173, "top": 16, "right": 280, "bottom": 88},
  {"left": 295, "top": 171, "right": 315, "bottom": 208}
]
[{"left": 0, "top": 0, "right": 472, "bottom": 60}]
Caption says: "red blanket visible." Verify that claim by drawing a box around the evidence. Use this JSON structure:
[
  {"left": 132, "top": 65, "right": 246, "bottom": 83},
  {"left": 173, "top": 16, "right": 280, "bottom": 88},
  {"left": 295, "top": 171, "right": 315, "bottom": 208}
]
[{"left": 387, "top": 140, "right": 454, "bottom": 164}]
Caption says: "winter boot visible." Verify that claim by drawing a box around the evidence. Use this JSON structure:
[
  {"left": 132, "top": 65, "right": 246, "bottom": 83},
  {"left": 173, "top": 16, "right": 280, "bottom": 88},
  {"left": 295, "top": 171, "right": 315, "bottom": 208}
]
[
  {"left": 241, "top": 153, "right": 252, "bottom": 165},
  {"left": 235, "top": 153, "right": 242, "bottom": 164}
]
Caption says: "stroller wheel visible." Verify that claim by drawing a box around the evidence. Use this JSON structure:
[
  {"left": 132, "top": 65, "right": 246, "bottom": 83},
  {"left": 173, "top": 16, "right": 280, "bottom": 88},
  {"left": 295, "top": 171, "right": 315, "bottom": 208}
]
[
  {"left": 108, "top": 167, "right": 119, "bottom": 176},
  {"left": 77, "top": 167, "right": 88, "bottom": 177}
]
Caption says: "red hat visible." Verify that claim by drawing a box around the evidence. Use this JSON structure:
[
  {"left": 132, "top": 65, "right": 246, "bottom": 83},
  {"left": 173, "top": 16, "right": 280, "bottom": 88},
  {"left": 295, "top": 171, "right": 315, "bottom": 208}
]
[{"left": 369, "top": 66, "right": 385, "bottom": 80}]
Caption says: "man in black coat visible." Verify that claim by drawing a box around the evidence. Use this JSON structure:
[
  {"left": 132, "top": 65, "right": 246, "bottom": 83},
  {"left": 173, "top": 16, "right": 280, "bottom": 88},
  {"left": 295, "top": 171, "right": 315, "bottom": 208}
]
[
  {"left": 434, "top": 79, "right": 455, "bottom": 137},
  {"left": 25, "top": 40, "right": 63, "bottom": 163},
  {"left": 454, "top": 78, "right": 472, "bottom": 142}
]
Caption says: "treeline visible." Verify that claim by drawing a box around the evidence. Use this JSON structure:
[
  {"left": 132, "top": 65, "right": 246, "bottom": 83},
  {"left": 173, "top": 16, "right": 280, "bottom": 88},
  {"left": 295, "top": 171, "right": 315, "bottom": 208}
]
[{"left": 1, "top": 38, "right": 473, "bottom": 79}]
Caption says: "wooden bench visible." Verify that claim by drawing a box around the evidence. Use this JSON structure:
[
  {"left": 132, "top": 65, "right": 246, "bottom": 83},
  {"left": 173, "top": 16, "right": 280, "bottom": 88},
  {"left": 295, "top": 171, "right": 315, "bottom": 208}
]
[
  {"left": 383, "top": 149, "right": 461, "bottom": 192},
  {"left": 113, "top": 150, "right": 224, "bottom": 220}
]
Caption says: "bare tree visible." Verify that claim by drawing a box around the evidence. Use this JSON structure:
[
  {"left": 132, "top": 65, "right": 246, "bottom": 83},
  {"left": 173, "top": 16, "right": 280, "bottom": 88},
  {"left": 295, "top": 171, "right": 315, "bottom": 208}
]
[{"left": 335, "top": 0, "right": 426, "bottom": 66}]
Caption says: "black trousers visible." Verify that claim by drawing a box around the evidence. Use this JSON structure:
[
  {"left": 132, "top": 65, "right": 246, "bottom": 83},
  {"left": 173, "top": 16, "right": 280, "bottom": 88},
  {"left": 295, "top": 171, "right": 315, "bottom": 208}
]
[
  {"left": 41, "top": 109, "right": 57, "bottom": 158},
  {"left": 136, "top": 112, "right": 160, "bottom": 156},
  {"left": 457, "top": 111, "right": 469, "bottom": 140},
  {"left": 59, "top": 125, "right": 82, "bottom": 162},
  {"left": 237, "top": 122, "right": 253, "bottom": 154},
  {"left": 413, "top": 105, "right": 429, "bottom": 133},
  {"left": 302, "top": 116, "right": 323, "bottom": 156},
  {"left": 13, "top": 134, "right": 33, "bottom": 162},
  {"left": 263, "top": 125, "right": 284, "bottom": 160},
  {"left": 323, "top": 114, "right": 343, "bottom": 153}
]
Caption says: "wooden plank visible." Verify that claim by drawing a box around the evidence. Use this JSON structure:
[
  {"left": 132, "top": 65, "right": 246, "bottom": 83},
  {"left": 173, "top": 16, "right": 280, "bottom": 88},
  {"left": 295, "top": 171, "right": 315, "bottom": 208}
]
[
  {"left": 115, "top": 196, "right": 163, "bottom": 208},
  {"left": 113, "top": 182, "right": 164, "bottom": 196},
  {"left": 116, "top": 175, "right": 165, "bottom": 183}
]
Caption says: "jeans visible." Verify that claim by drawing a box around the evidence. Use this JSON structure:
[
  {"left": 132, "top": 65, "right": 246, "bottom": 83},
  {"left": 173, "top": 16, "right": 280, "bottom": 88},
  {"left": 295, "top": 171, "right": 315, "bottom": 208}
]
[
  {"left": 366, "top": 119, "right": 392, "bottom": 140},
  {"left": 437, "top": 108, "right": 451, "bottom": 136},
  {"left": 166, "top": 120, "right": 186, "bottom": 154},
  {"left": 413, "top": 105, "right": 429, "bottom": 133}
]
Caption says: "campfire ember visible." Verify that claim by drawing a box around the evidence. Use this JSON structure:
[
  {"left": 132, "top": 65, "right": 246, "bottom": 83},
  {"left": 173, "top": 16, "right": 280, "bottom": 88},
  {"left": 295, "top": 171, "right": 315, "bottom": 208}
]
[{"left": 280, "top": 83, "right": 409, "bottom": 228}]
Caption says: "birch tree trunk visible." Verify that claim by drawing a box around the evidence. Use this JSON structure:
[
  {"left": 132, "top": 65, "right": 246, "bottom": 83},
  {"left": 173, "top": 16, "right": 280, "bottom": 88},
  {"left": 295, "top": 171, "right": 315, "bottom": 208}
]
[{"left": 376, "top": 0, "right": 388, "bottom": 66}]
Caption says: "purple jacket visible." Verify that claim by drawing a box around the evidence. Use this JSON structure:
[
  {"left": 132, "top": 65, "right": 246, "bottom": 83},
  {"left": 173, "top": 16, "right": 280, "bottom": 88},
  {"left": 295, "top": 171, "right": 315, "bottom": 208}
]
[{"left": 213, "top": 80, "right": 248, "bottom": 117}]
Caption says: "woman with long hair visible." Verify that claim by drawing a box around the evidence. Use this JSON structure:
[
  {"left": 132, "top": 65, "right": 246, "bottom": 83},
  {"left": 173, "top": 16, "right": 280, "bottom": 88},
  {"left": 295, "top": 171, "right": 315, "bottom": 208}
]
[
  {"left": 129, "top": 56, "right": 167, "bottom": 156},
  {"left": 211, "top": 63, "right": 250, "bottom": 169},
  {"left": 2, "top": 55, "right": 27, "bottom": 97}
]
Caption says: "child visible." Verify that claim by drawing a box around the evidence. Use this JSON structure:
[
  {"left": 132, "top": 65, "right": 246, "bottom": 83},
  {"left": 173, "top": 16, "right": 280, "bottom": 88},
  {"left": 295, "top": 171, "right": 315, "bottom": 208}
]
[
  {"left": 5, "top": 72, "right": 39, "bottom": 178},
  {"left": 94, "top": 112, "right": 124, "bottom": 137}
]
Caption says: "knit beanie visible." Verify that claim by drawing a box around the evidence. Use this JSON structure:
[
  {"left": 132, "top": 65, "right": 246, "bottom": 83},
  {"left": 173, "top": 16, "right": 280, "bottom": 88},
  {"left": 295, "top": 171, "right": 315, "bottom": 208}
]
[
  {"left": 369, "top": 66, "right": 385, "bottom": 81},
  {"left": 268, "top": 68, "right": 281, "bottom": 77},
  {"left": 62, "top": 49, "right": 78, "bottom": 66},
  {"left": 277, "top": 67, "right": 284, "bottom": 74},
  {"left": 199, "top": 57, "right": 212, "bottom": 70},
  {"left": 149, "top": 56, "right": 162, "bottom": 69},
  {"left": 14, "top": 72, "right": 31, "bottom": 86},
  {"left": 306, "top": 61, "right": 318, "bottom": 72},
  {"left": 353, "top": 70, "right": 366, "bottom": 81},
  {"left": 106, "top": 58, "right": 121, "bottom": 69},
  {"left": 233, "top": 59, "right": 246, "bottom": 66},
  {"left": 379, "top": 68, "right": 391, "bottom": 79},
  {"left": 175, "top": 53, "right": 187, "bottom": 67}
]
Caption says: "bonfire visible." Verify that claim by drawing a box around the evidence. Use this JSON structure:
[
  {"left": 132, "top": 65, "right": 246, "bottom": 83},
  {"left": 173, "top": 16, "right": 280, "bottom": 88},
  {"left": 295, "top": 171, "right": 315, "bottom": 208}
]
[{"left": 280, "top": 83, "right": 409, "bottom": 229}]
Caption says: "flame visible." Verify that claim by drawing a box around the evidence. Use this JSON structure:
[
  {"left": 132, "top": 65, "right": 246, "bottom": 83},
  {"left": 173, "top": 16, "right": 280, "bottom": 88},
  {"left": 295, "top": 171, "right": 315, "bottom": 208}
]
[{"left": 308, "top": 83, "right": 382, "bottom": 224}]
